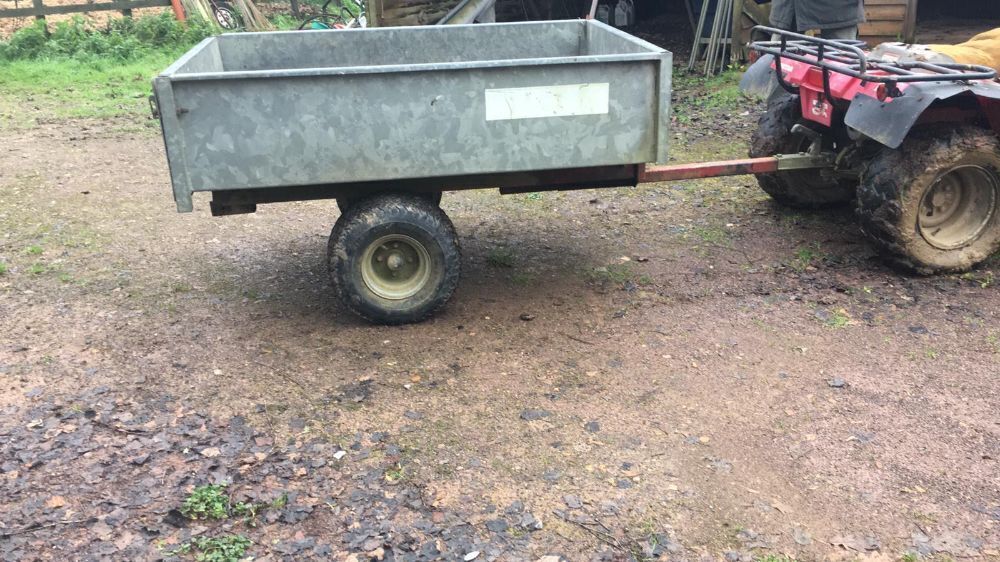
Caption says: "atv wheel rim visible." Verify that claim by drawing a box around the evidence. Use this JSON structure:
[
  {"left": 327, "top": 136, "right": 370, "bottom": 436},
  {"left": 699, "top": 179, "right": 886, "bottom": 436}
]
[
  {"left": 919, "top": 165, "right": 998, "bottom": 250},
  {"left": 361, "top": 234, "right": 431, "bottom": 300}
]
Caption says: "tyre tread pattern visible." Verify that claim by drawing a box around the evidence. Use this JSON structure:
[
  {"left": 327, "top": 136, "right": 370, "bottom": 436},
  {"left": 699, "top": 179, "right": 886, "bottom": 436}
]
[{"left": 749, "top": 95, "right": 855, "bottom": 208}]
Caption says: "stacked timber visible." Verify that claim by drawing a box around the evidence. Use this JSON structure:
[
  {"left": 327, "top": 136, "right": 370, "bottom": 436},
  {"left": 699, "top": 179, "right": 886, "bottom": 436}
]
[{"left": 374, "top": 0, "right": 460, "bottom": 25}]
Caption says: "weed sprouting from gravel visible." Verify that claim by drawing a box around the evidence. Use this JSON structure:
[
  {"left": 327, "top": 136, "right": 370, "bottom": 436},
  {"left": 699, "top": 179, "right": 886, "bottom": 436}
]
[
  {"left": 0, "top": 262, "right": 6, "bottom": 275},
  {"left": 181, "top": 484, "right": 230, "bottom": 520},
  {"left": 161, "top": 534, "right": 251, "bottom": 562}
]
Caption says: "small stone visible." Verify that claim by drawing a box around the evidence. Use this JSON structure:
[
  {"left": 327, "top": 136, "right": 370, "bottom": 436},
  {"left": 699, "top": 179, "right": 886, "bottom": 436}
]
[
  {"left": 333, "top": 450, "right": 347, "bottom": 460},
  {"left": 542, "top": 469, "right": 562, "bottom": 482},
  {"left": 584, "top": 421, "right": 600, "bottom": 433},
  {"left": 485, "top": 518, "right": 509, "bottom": 532},
  {"left": 519, "top": 313, "right": 536, "bottom": 321},
  {"left": 792, "top": 526, "right": 812, "bottom": 546},
  {"left": 200, "top": 447, "right": 221, "bottom": 458},
  {"left": 45, "top": 496, "right": 66, "bottom": 508},
  {"left": 520, "top": 409, "right": 551, "bottom": 421},
  {"left": 563, "top": 495, "right": 582, "bottom": 509},
  {"left": 464, "top": 552, "right": 481, "bottom": 561},
  {"left": 828, "top": 377, "right": 847, "bottom": 388}
]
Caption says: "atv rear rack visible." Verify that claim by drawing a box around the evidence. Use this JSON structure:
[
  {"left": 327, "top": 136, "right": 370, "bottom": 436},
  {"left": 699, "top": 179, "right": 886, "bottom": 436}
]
[{"left": 751, "top": 26, "right": 996, "bottom": 96}]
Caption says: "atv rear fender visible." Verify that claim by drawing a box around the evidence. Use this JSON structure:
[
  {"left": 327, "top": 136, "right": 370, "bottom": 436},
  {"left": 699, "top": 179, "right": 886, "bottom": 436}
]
[{"left": 844, "top": 82, "right": 1000, "bottom": 149}]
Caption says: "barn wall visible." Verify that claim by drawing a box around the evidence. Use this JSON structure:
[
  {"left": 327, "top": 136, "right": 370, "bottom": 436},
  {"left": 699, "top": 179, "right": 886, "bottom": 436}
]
[{"left": 859, "top": 0, "right": 917, "bottom": 46}]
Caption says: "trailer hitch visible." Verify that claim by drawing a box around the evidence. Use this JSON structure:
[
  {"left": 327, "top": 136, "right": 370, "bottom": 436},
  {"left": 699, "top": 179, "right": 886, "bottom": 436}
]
[
  {"left": 148, "top": 95, "right": 159, "bottom": 120},
  {"left": 790, "top": 124, "right": 823, "bottom": 155}
]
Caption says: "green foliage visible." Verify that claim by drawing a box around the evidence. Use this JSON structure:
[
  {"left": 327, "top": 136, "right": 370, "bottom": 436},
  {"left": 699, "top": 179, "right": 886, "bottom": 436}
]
[
  {"left": 163, "top": 534, "right": 251, "bottom": 562},
  {"left": 0, "top": 13, "right": 213, "bottom": 63},
  {"left": 0, "top": 262, "right": 7, "bottom": 275},
  {"left": 181, "top": 484, "right": 230, "bottom": 520}
]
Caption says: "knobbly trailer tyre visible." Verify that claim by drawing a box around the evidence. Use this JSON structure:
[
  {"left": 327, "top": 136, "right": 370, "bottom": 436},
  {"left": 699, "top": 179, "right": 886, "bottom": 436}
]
[
  {"left": 857, "top": 127, "right": 1000, "bottom": 273},
  {"left": 328, "top": 193, "right": 461, "bottom": 324},
  {"left": 337, "top": 193, "right": 442, "bottom": 214},
  {"left": 749, "top": 95, "right": 856, "bottom": 208}
]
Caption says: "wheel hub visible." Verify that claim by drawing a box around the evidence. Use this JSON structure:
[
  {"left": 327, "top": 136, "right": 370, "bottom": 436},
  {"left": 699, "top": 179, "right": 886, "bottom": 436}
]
[
  {"left": 918, "top": 165, "right": 998, "bottom": 250},
  {"left": 361, "top": 235, "right": 431, "bottom": 300}
]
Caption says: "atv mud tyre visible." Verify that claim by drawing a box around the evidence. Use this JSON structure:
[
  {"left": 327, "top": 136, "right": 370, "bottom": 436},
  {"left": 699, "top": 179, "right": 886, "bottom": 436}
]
[
  {"left": 749, "top": 95, "right": 856, "bottom": 208},
  {"left": 857, "top": 127, "right": 1000, "bottom": 273},
  {"left": 328, "top": 193, "right": 460, "bottom": 324}
]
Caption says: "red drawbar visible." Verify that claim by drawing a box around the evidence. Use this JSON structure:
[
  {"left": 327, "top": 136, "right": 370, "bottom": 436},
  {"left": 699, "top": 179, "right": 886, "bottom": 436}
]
[{"left": 638, "top": 158, "right": 781, "bottom": 182}]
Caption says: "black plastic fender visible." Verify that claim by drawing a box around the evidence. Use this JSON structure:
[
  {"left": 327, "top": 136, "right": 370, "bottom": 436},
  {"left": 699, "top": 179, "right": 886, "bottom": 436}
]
[{"left": 844, "top": 82, "right": 1000, "bottom": 149}]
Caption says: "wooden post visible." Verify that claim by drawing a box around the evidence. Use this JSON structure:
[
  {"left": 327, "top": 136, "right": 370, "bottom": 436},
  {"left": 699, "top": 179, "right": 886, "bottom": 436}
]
[
  {"left": 290, "top": 0, "right": 299, "bottom": 17},
  {"left": 170, "top": 0, "right": 185, "bottom": 21},
  {"left": 903, "top": 0, "right": 918, "bottom": 43},
  {"left": 32, "top": 0, "right": 44, "bottom": 21}
]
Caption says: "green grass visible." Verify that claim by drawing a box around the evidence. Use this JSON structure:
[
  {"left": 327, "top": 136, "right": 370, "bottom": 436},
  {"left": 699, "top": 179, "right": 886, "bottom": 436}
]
[
  {"left": 790, "top": 244, "right": 824, "bottom": 272},
  {"left": 0, "top": 52, "right": 182, "bottom": 121},
  {"left": 0, "top": 14, "right": 213, "bottom": 122},
  {"left": 672, "top": 68, "right": 746, "bottom": 123},
  {"left": 0, "top": 262, "right": 7, "bottom": 275},
  {"left": 486, "top": 247, "right": 516, "bottom": 268}
]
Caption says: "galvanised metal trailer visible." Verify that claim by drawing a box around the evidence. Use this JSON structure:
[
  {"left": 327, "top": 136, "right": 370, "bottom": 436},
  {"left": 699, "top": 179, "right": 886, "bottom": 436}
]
[{"left": 152, "top": 20, "right": 825, "bottom": 323}]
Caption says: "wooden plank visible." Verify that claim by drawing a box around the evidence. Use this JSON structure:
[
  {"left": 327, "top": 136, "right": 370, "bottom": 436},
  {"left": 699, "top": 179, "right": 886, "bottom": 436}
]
[
  {"left": 860, "top": 35, "right": 900, "bottom": 46},
  {"left": 0, "top": 0, "right": 171, "bottom": 18},
  {"left": 860, "top": 20, "right": 904, "bottom": 36},
  {"left": 865, "top": 5, "right": 905, "bottom": 20}
]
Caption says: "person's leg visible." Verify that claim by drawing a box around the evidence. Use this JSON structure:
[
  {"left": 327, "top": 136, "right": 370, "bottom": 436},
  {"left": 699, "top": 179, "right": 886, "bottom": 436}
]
[{"left": 820, "top": 26, "right": 859, "bottom": 41}]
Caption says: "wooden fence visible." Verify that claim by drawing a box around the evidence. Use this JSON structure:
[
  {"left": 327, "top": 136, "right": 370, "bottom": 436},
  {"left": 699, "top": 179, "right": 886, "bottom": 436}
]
[{"left": 0, "top": 0, "right": 173, "bottom": 20}]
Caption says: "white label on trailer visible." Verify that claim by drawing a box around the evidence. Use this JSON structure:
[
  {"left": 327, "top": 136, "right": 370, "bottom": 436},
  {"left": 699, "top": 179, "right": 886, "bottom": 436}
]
[{"left": 484, "top": 83, "right": 610, "bottom": 121}]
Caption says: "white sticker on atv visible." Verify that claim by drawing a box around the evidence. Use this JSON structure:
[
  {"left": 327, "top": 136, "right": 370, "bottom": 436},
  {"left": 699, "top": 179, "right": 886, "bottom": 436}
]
[{"left": 484, "top": 83, "right": 610, "bottom": 121}]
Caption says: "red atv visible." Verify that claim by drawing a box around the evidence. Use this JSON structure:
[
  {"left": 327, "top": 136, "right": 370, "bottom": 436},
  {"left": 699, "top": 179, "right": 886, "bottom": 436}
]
[{"left": 741, "top": 27, "right": 1000, "bottom": 273}]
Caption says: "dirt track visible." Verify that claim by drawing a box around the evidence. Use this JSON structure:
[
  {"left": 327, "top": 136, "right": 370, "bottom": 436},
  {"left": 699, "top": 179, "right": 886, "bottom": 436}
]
[
  {"left": 1, "top": 20, "right": 999, "bottom": 562},
  {"left": 2, "top": 100, "right": 999, "bottom": 560}
]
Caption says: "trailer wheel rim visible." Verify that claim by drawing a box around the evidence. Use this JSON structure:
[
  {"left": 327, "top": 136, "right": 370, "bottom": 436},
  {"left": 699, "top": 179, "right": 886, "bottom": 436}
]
[
  {"left": 361, "top": 234, "right": 432, "bottom": 300},
  {"left": 918, "top": 165, "right": 998, "bottom": 251}
]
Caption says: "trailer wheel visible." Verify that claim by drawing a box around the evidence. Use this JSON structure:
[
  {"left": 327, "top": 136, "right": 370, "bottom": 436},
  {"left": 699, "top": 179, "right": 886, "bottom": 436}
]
[
  {"left": 749, "top": 95, "right": 855, "bottom": 208},
  {"left": 338, "top": 192, "right": 442, "bottom": 214},
  {"left": 857, "top": 127, "right": 1000, "bottom": 273},
  {"left": 328, "top": 193, "right": 460, "bottom": 324}
]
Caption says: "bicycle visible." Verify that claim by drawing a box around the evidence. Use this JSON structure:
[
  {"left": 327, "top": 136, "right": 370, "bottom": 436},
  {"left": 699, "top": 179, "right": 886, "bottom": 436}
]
[{"left": 298, "top": 0, "right": 366, "bottom": 30}]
